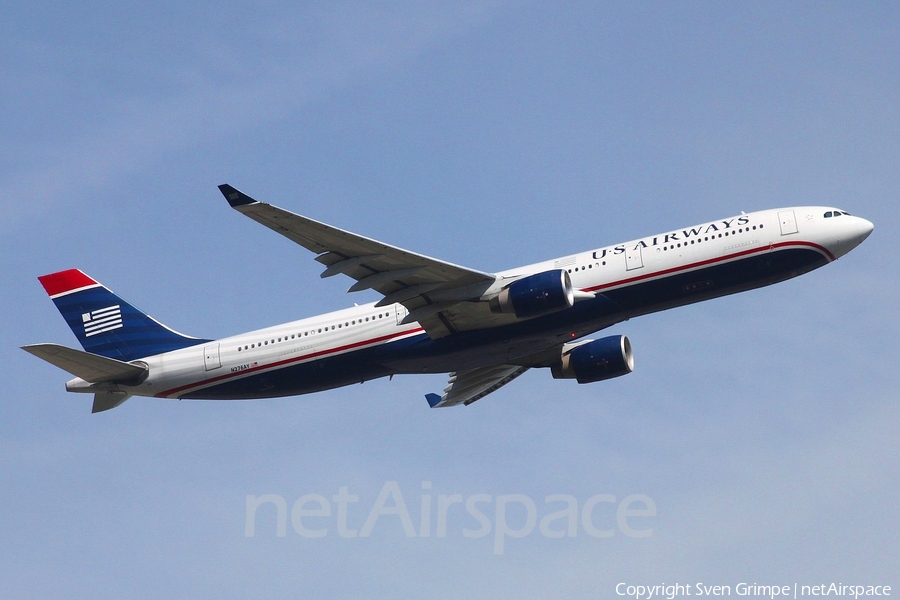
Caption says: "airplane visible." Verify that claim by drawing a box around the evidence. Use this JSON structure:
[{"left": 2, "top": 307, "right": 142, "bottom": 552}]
[{"left": 22, "top": 185, "right": 873, "bottom": 413}]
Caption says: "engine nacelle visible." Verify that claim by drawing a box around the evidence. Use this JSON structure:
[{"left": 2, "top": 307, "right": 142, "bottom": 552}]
[
  {"left": 489, "top": 269, "right": 575, "bottom": 319},
  {"left": 551, "top": 335, "right": 634, "bottom": 384}
]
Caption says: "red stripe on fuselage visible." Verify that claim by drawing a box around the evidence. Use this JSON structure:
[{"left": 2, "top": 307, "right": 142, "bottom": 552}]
[
  {"left": 584, "top": 240, "right": 833, "bottom": 294},
  {"left": 156, "top": 326, "right": 425, "bottom": 398},
  {"left": 156, "top": 240, "right": 831, "bottom": 398}
]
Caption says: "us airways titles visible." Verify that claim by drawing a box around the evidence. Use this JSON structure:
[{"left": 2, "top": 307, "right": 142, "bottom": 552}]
[{"left": 591, "top": 216, "right": 753, "bottom": 260}]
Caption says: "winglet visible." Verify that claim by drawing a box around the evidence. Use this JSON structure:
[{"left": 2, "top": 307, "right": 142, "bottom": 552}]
[
  {"left": 425, "top": 393, "right": 443, "bottom": 408},
  {"left": 218, "top": 184, "right": 258, "bottom": 207}
]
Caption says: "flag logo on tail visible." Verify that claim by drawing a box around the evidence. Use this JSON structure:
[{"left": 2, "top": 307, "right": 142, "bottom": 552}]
[{"left": 82, "top": 305, "right": 123, "bottom": 337}]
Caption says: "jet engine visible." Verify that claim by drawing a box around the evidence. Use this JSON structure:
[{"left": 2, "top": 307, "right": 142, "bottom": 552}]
[
  {"left": 551, "top": 335, "right": 634, "bottom": 384},
  {"left": 489, "top": 269, "right": 575, "bottom": 319}
]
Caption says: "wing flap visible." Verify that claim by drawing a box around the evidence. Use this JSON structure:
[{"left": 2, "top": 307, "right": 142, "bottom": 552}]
[{"left": 427, "top": 364, "right": 529, "bottom": 408}]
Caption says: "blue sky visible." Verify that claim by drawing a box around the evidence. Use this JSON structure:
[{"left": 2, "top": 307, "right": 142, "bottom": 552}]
[{"left": 2, "top": 2, "right": 898, "bottom": 597}]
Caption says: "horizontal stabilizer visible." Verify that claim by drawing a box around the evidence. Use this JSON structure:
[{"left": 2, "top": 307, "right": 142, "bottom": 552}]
[{"left": 22, "top": 343, "right": 148, "bottom": 383}]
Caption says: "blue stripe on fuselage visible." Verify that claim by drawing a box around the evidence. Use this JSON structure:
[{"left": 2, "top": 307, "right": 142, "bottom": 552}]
[{"left": 180, "top": 246, "right": 828, "bottom": 400}]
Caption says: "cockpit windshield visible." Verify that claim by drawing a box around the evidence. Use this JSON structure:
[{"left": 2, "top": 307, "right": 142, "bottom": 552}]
[{"left": 824, "top": 210, "right": 851, "bottom": 218}]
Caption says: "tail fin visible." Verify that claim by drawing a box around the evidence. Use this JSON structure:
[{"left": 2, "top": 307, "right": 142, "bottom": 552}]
[{"left": 38, "top": 269, "right": 209, "bottom": 361}]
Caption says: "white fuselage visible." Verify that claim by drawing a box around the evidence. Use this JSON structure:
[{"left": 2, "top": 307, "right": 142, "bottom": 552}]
[{"left": 74, "top": 206, "right": 871, "bottom": 401}]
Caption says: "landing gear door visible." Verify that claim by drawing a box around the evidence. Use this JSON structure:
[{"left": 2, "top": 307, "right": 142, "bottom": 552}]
[
  {"left": 778, "top": 210, "right": 798, "bottom": 235},
  {"left": 204, "top": 343, "right": 221, "bottom": 371},
  {"left": 625, "top": 243, "right": 644, "bottom": 271}
]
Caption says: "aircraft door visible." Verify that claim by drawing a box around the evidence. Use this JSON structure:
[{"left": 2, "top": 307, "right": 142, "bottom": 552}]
[
  {"left": 778, "top": 210, "right": 798, "bottom": 235},
  {"left": 395, "top": 304, "right": 408, "bottom": 325},
  {"left": 625, "top": 243, "right": 644, "bottom": 271},
  {"left": 204, "top": 343, "right": 221, "bottom": 371}
]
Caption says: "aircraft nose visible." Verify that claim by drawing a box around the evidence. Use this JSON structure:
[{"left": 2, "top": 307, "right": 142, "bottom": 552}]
[
  {"left": 856, "top": 216, "right": 874, "bottom": 243},
  {"left": 825, "top": 213, "right": 874, "bottom": 259}
]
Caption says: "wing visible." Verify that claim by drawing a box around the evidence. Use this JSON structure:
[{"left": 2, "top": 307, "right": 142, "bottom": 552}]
[
  {"left": 219, "top": 185, "right": 504, "bottom": 338},
  {"left": 425, "top": 364, "right": 529, "bottom": 408}
]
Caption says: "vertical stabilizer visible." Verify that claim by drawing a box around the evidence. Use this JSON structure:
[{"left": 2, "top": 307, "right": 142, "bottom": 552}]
[{"left": 37, "top": 269, "right": 209, "bottom": 362}]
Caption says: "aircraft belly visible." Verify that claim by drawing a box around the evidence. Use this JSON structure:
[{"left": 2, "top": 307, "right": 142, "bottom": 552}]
[
  {"left": 180, "top": 246, "right": 828, "bottom": 401},
  {"left": 181, "top": 346, "right": 395, "bottom": 399},
  {"left": 388, "top": 247, "right": 829, "bottom": 373},
  {"left": 602, "top": 246, "right": 829, "bottom": 318}
]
